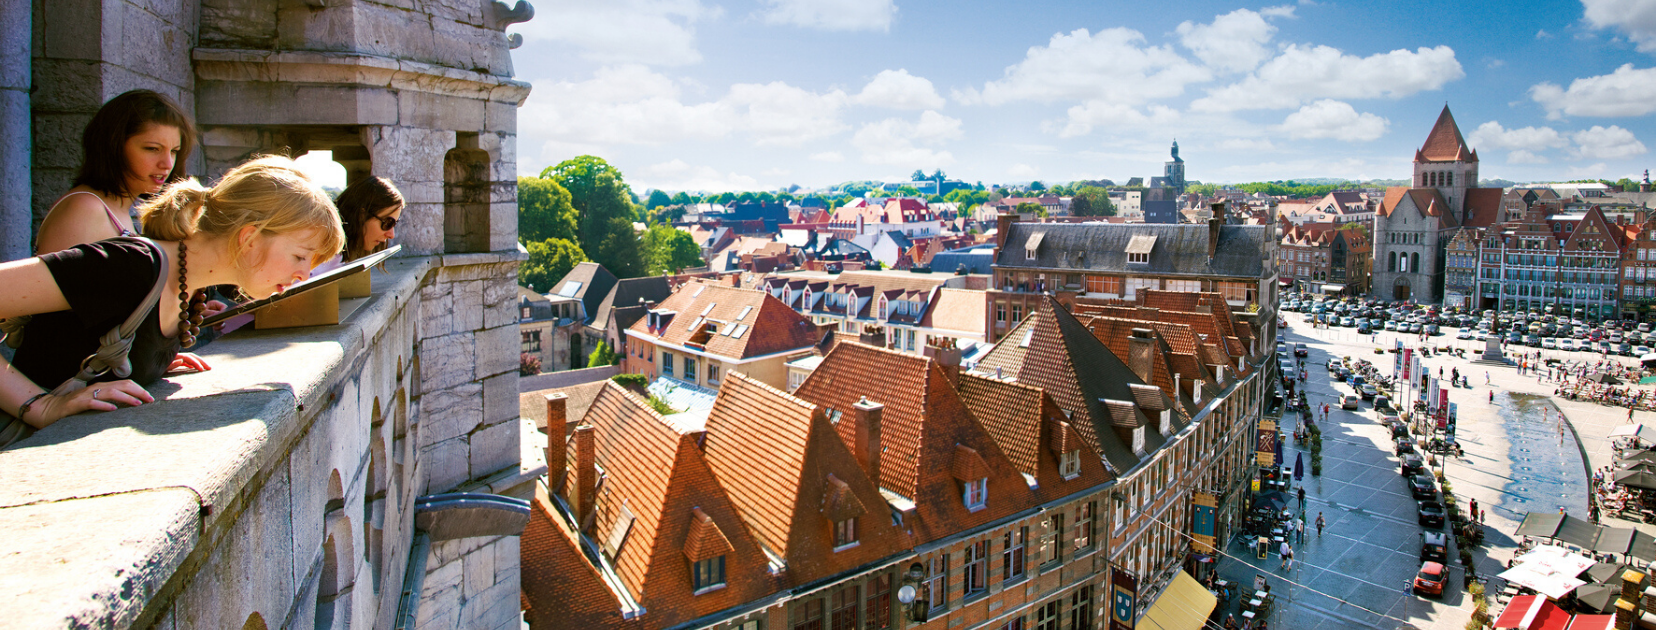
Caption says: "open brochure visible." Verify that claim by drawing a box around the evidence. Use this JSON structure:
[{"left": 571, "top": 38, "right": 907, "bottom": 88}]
[{"left": 201, "top": 244, "right": 401, "bottom": 327}]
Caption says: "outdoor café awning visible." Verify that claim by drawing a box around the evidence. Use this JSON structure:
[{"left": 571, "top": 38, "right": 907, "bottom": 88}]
[
  {"left": 1566, "top": 615, "right": 1616, "bottom": 630},
  {"left": 1516, "top": 512, "right": 1565, "bottom": 538},
  {"left": 1557, "top": 516, "right": 1602, "bottom": 549},
  {"left": 1495, "top": 595, "right": 1572, "bottom": 630},
  {"left": 1609, "top": 424, "right": 1654, "bottom": 442},
  {"left": 1137, "top": 570, "right": 1216, "bottom": 630},
  {"left": 1614, "top": 469, "right": 1656, "bottom": 490},
  {"left": 1321, "top": 284, "right": 1345, "bottom": 293},
  {"left": 1499, "top": 546, "right": 1594, "bottom": 600}
]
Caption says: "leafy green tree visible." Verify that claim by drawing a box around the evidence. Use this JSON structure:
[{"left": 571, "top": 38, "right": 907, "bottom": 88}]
[
  {"left": 519, "top": 237, "right": 586, "bottom": 292},
  {"left": 931, "top": 169, "right": 946, "bottom": 181},
  {"left": 735, "top": 191, "right": 756, "bottom": 203},
  {"left": 1028, "top": 181, "right": 1046, "bottom": 192},
  {"left": 544, "top": 156, "right": 647, "bottom": 278},
  {"left": 776, "top": 192, "right": 796, "bottom": 203},
  {"left": 1069, "top": 194, "right": 1092, "bottom": 217},
  {"left": 646, "top": 189, "right": 672, "bottom": 209},
  {"left": 1072, "top": 186, "right": 1115, "bottom": 217},
  {"left": 715, "top": 192, "right": 736, "bottom": 204},
  {"left": 1016, "top": 201, "right": 1047, "bottom": 218},
  {"left": 897, "top": 185, "right": 921, "bottom": 196},
  {"left": 587, "top": 341, "right": 618, "bottom": 368},
  {"left": 642, "top": 224, "right": 704, "bottom": 274},
  {"left": 756, "top": 191, "right": 776, "bottom": 203},
  {"left": 517, "top": 176, "right": 578, "bottom": 244},
  {"left": 670, "top": 191, "right": 692, "bottom": 205},
  {"left": 911, "top": 169, "right": 927, "bottom": 181}
]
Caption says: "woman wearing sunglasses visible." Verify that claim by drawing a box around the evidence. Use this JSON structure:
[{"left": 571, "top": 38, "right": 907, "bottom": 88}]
[{"left": 336, "top": 176, "right": 404, "bottom": 262}]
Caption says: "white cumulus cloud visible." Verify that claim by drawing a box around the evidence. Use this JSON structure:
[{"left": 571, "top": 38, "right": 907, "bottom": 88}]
[
  {"left": 638, "top": 159, "right": 760, "bottom": 192},
  {"left": 1466, "top": 121, "right": 1569, "bottom": 150},
  {"left": 1055, "top": 103, "right": 1180, "bottom": 138},
  {"left": 851, "top": 111, "right": 963, "bottom": 166},
  {"left": 1278, "top": 100, "right": 1388, "bottom": 141},
  {"left": 514, "top": 0, "right": 719, "bottom": 66},
  {"left": 853, "top": 69, "right": 946, "bottom": 110},
  {"left": 1176, "top": 8, "right": 1283, "bottom": 74},
  {"left": 1572, "top": 125, "right": 1649, "bottom": 159},
  {"left": 1530, "top": 64, "right": 1656, "bottom": 119},
  {"left": 1583, "top": 0, "right": 1656, "bottom": 51},
  {"left": 970, "top": 28, "right": 1212, "bottom": 106},
  {"left": 758, "top": 0, "right": 896, "bottom": 32},
  {"left": 1007, "top": 164, "right": 1039, "bottom": 179},
  {"left": 810, "top": 151, "right": 845, "bottom": 162},
  {"left": 518, "top": 66, "right": 849, "bottom": 149},
  {"left": 1191, "top": 44, "right": 1463, "bottom": 112},
  {"left": 1508, "top": 150, "right": 1549, "bottom": 164}
]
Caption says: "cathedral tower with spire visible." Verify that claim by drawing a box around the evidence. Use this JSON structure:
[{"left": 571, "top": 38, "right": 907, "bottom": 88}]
[
  {"left": 1165, "top": 140, "right": 1186, "bottom": 196},
  {"left": 1413, "top": 106, "right": 1480, "bottom": 224}
]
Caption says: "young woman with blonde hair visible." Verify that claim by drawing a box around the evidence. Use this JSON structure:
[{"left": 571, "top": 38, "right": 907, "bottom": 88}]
[{"left": 0, "top": 155, "right": 345, "bottom": 441}]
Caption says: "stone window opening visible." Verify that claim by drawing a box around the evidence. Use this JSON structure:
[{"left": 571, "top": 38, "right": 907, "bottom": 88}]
[{"left": 443, "top": 135, "right": 495, "bottom": 254}]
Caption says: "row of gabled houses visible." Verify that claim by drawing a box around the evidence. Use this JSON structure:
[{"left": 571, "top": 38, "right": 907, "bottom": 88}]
[{"left": 521, "top": 285, "right": 1277, "bottom": 630}]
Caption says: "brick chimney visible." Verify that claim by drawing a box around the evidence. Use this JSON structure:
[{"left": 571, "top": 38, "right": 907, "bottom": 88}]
[
  {"left": 995, "top": 212, "right": 1017, "bottom": 252},
  {"left": 544, "top": 392, "right": 569, "bottom": 495},
  {"left": 573, "top": 424, "right": 598, "bottom": 535},
  {"left": 1208, "top": 203, "right": 1226, "bottom": 259},
  {"left": 1128, "top": 328, "right": 1156, "bottom": 383},
  {"left": 924, "top": 338, "right": 962, "bottom": 387},
  {"left": 853, "top": 398, "right": 884, "bottom": 489},
  {"left": 859, "top": 324, "right": 887, "bottom": 348}
]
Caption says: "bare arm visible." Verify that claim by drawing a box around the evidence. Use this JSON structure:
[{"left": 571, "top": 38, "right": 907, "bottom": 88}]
[
  {"left": 35, "top": 195, "right": 124, "bottom": 255},
  {"left": 0, "top": 358, "right": 154, "bottom": 429},
  {"left": 0, "top": 257, "right": 69, "bottom": 319}
]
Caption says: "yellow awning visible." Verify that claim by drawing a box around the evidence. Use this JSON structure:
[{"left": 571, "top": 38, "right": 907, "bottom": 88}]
[{"left": 1139, "top": 570, "right": 1218, "bottom": 630}]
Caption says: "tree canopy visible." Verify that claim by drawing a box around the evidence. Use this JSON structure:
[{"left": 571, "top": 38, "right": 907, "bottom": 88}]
[
  {"left": 1071, "top": 186, "right": 1115, "bottom": 217},
  {"left": 642, "top": 224, "right": 704, "bottom": 275},
  {"left": 1015, "top": 201, "right": 1047, "bottom": 218},
  {"left": 544, "top": 156, "right": 647, "bottom": 278},
  {"left": 518, "top": 237, "right": 586, "bottom": 293},
  {"left": 646, "top": 189, "right": 672, "bottom": 209},
  {"left": 517, "top": 176, "right": 578, "bottom": 244}
]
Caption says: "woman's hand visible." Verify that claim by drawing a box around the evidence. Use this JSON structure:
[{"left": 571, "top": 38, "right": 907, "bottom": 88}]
[
  {"left": 25, "top": 380, "right": 154, "bottom": 428},
  {"left": 166, "top": 353, "right": 211, "bottom": 375},
  {"left": 201, "top": 300, "right": 228, "bottom": 320}
]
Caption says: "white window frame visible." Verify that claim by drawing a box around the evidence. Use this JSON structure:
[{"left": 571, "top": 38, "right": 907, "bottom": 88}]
[
  {"left": 964, "top": 478, "right": 987, "bottom": 511},
  {"left": 1059, "top": 450, "right": 1081, "bottom": 479}
]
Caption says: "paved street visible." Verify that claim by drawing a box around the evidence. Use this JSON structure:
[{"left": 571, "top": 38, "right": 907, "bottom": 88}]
[{"left": 1209, "top": 317, "right": 1634, "bottom": 629}]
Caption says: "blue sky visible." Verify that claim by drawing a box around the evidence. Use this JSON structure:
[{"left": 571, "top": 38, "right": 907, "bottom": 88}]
[{"left": 496, "top": 0, "right": 1656, "bottom": 193}]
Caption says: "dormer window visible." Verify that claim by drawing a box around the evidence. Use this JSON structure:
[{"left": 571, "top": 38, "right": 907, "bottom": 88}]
[
  {"left": 964, "top": 478, "right": 987, "bottom": 510},
  {"left": 1059, "top": 450, "right": 1081, "bottom": 479},
  {"left": 1026, "top": 232, "right": 1046, "bottom": 260},
  {"left": 692, "top": 556, "right": 726, "bottom": 591},
  {"left": 834, "top": 517, "right": 858, "bottom": 548}
]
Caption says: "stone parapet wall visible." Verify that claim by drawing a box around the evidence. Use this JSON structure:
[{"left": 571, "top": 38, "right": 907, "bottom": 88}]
[{"left": 0, "top": 253, "right": 532, "bottom": 629}]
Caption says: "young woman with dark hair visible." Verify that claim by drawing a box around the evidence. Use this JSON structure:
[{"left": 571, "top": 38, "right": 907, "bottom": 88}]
[
  {"left": 34, "top": 89, "right": 198, "bottom": 256},
  {"left": 334, "top": 176, "right": 404, "bottom": 262},
  {"left": 0, "top": 156, "right": 344, "bottom": 442}
]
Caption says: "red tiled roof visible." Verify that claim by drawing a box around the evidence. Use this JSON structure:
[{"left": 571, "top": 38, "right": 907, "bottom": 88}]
[
  {"left": 1418, "top": 106, "right": 1477, "bottom": 163},
  {"left": 522, "top": 489, "right": 629, "bottom": 629},
  {"left": 954, "top": 373, "right": 1114, "bottom": 497},
  {"left": 683, "top": 507, "right": 735, "bottom": 562},
  {"left": 1463, "top": 188, "right": 1504, "bottom": 228},
  {"left": 630, "top": 279, "right": 818, "bottom": 360}
]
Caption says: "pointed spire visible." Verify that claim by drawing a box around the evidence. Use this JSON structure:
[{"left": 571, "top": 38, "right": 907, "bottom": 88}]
[{"left": 1419, "top": 105, "right": 1475, "bottom": 162}]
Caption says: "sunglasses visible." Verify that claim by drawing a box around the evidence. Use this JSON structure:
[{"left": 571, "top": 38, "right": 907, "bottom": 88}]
[{"left": 372, "top": 213, "right": 398, "bottom": 231}]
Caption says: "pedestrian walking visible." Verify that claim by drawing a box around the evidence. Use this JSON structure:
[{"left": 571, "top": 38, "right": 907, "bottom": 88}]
[
  {"left": 1490, "top": 390, "right": 1495, "bottom": 403},
  {"left": 1297, "top": 487, "right": 1305, "bottom": 507},
  {"left": 1316, "top": 512, "right": 1325, "bottom": 537},
  {"left": 1280, "top": 541, "right": 1291, "bottom": 569},
  {"left": 1485, "top": 371, "right": 1491, "bottom": 385},
  {"left": 1469, "top": 498, "right": 1478, "bottom": 523},
  {"left": 1295, "top": 517, "right": 1306, "bottom": 543}
]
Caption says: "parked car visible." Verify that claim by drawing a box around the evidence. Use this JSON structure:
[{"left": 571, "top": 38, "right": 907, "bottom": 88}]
[
  {"left": 1375, "top": 395, "right": 1392, "bottom": 410},
  {"left": 1456, "top": 328, "right": 1472, "bottom": 339},
  {"left": 1360, "top": 383, "right": 1378, "bottom": 400},
  {"left": 1395, "top": 438, "right": 1416, "bottom": 455},
  {"left": 1413, "top": 561, "right": 1447, "bottom": 597},
  {"left": 1421, "top": 531, "right": 1448, "bottom": 563},
  {"left": 1401, "top": 453, "right": 1425, "bottom": 475},
  {"left": 1638, "top": 346, "right": 1653, "bottom": 357},
  {"left": 1409, "top": 474, "right": 1437, "bottom": 499},
  {"left": 1560, "top": 338, "right": 1577, "bottom": 352},
  {"left": 1342, "top": 394, "right": 1361, "bottom": 410},
  {"left": 1418, "top": 499, "right": 1446, "bottom": 528},
  {"left": 1524, "top": 334, "right": 1542, "bottom": 346},
  {"left": 1425, "top": 324, "right": 1440, "bottom": 336},
  {"left": 1294, "top": 343, "right": 1308, "bottom": 358},
  {"left": 1619, "top": 343, "right": 1635, "bottom": 356},
  {"left": 1542, "top": 337, "right": 1557, "bottom": 350}
]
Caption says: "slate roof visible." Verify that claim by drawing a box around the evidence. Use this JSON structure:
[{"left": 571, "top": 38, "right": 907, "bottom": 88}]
[
  {"left": 552, "top": 262, "right": 620, "bottom": 324},
  {"left": 929, "top": 244, "right": 996, "bottom": 274},
  {"left": 593, "top": 276, "right": 673, "bottom": 331},
  {"left": 630, "top": 280, "right": 818, "bottom": 361},
  {"left": 995, "top": 222, "right": 1269, "bottom": 279}
]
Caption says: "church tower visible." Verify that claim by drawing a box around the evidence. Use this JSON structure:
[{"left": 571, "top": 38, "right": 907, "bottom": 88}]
[
  {"left": 1164, "top": 140, "right": 1186, "bottom": 196},
  {"left": 1413, "top": 106, "right": 1479, "bottom": 222}
]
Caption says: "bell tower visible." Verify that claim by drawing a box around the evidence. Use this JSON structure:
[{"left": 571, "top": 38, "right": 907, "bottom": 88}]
[
  {"left": 1413, "top": 105, "right": 1479, "bottom": 221},
  {"left": 1164, "top": 140, "right": 1186, "bottom": 196}
]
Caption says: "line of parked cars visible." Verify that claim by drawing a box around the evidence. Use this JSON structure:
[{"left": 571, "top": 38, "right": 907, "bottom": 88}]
[
  {"left": 1462, "top": 310, "right": 1656, "bottom": 356},
  {"left": 1391, "top": 419, "right": 1449, "bottom": 598}
]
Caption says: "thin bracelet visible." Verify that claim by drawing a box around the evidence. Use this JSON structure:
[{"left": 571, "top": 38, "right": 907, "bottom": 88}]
[{"left": 16, "top": 392, "right": 48, "bottom": 421}]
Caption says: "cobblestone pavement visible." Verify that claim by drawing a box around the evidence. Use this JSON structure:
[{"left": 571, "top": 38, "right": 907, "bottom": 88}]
[{"left": 1208, "top": 318, "right": 1626, "bottom": 629}]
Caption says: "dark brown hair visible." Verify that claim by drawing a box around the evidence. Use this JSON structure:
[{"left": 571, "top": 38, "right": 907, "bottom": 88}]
[
  {"left": 335, "top": 176, "right": 405, "bottom": 261},
  {"left": 73, "top": 90, "right": 197, "bottom": 197}
]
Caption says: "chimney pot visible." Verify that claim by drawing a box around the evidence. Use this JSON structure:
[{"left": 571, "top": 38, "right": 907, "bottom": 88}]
[
  {"left": 1127, "top": 328, "right": 1156, "bottom": 384},
  {"left": 853, "top": 398, "right": 884, "bottom": 490},
  {"left": 574, "top": 425, "right": 598, "bottom": 536},
  {"left": 544, "top": 392, "right": 569, "bottom": 495}
]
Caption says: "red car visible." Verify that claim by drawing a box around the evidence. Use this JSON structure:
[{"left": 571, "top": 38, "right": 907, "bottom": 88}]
[{"left": 1413, "top": 561, "right": 1446, "bottom": 597}]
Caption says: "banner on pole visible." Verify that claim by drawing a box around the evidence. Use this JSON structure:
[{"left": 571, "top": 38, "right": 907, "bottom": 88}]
[
  {"left": 1110, "top": 567, "right": 1138, "bottom": 630},
  {"left": 1192, "top": 493, "right": 1217, "bottom": 554}
]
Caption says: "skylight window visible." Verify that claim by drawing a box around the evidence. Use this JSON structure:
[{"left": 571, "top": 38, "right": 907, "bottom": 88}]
[
  {"left": 702, "top": 303, "right": 717, "bottom": 316},
  {"left": 692, "top": 285, "right": 706, "bottom": 297},
  {"left": 737, "top": 305, "right": 753, "bottom": 321},
  {"left": 556, "top": 281, "right": 583, "bottom": 298},
  {"left": 732, "top": 324, "right": 749, "bottom": 338}
]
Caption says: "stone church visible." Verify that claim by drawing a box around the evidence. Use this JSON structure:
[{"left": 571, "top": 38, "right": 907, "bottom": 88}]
[
  {"left": 1370, "top": 106, "right": 1503, "bottom": 302},
  {"left": 0, "top": 2, "right": 537, "bottom": 629}
]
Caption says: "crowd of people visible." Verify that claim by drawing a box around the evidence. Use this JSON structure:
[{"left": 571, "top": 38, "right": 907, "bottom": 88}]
[{"left": 0, "top": 90, "right": 407, "bottom": 447}]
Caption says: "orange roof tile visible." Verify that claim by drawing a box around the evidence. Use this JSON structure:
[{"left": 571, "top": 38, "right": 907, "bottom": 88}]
[
  {"left": 683, "top": 507, "right": 735, "bottom": 562},
  {"left": 1418, "top": 105, "right": 1477, "bottom": 163},
  {"left": 630, "top": 279, "right": 818, "bottom": 360}
]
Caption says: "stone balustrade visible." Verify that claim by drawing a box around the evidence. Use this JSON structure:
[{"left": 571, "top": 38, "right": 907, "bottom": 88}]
[{"left": 0, "top": 252, "right": 535, "bottom": 630}]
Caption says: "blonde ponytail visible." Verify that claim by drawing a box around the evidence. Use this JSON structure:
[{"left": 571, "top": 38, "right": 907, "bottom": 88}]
[
  {"left": 137, "top": 155, "right": 345, "bottom": 266},
  {"left": 138, "top": 179, "right": 209, "bottom": 241}
]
